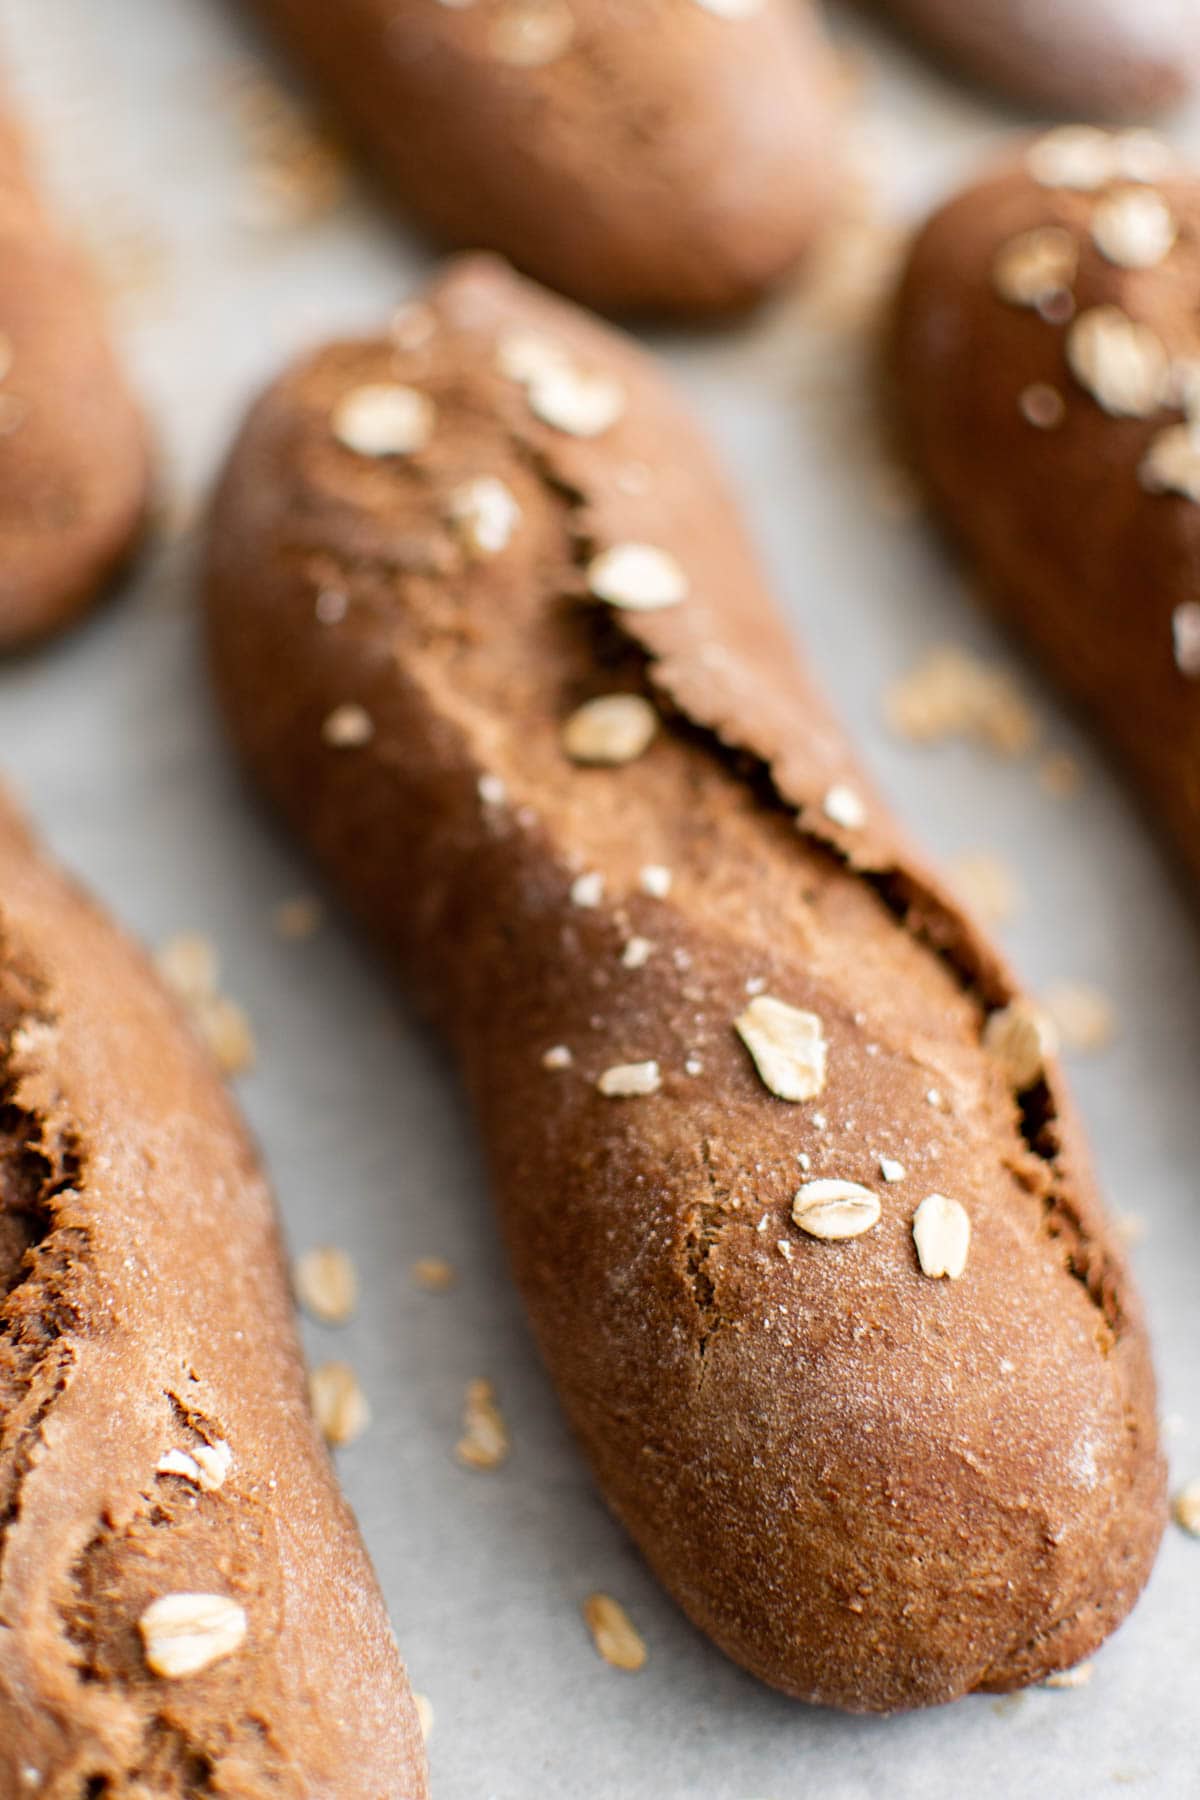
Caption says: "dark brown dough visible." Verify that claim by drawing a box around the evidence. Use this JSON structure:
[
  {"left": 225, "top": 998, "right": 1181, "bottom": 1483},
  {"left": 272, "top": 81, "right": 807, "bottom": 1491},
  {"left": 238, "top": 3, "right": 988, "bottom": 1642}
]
[
  {"left": 0, "top": 111, "right": 150, "bottom": 652},
  {"left": 0, "top": 792, "right": 428, "bottom": 1796},
  {"left": 204, "top": 255, "right": 1164, "bottom": 1712},
  {"left": 240, "top": 0, "right": 840, "bottom": 318},
  {"left": 867, "top": 0, "right": 1200, "bottom": 119},
  {"left": 891, "top": 129, "right": 1200, "bottom": 892}
]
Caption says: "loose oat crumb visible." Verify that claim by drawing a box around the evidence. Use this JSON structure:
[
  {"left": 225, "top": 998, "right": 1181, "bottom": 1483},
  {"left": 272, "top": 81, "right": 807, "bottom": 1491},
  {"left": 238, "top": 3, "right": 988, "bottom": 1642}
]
[
  {"left": 155, "top": 934, "right": 255, "bottom": 1076},
  {"left": 1043, "top": 1662, "right": 1095, "bottom": 1690},
  {"left": 984, "top": 1000, "right": 1057, "bottom": 1090},
  {"left": 456, "top": 1378, "right": 509, "bottom": 1470},
  {"left": 587, "top": 543, "right": 688, "bottom": 612},
  {"left": 139, "top": 1592, "right": 247, "bottom": 1680},
  {"left": 621, "top": 936, "right": 654, "bottom": 969},
  {"left": 886, "top": 645, "right": 1038, "bottom": 755},
  {"left": 912, "top": 1193, "right": 971, "bottom": 1280},
  {"left": 1173, "top": 1479, "right": 1200, "bottom": 1536},
  {"left": 1173, "top": 602, "right": 1200, "bottom": 676},
  {"left": 294, "top": 1245, "right": 358, "bottom": 1325},
  {"left": 639, "top": 863, "right": 672, "bottom": 899},
  {"left": 582, "top": 1593, "right": 647, "bottom": 1671},
  {"left": 322, "top": 702, "right": 374, "bottom": 748},
  {"left": 411, "top": 1256, "right": 457, "bottom": 1291},
  {"left": 822, "top": 783, "right": 866, "bottom": 830},
  {"left": 1044, "top": 981, "right": 1116, "bottom": 1054},
  {"left": 414, "top": 1693, "right": 435, "bottom": 1741},
  {"left": 331, "top": 383, "right": 434, "bottom": 456},
  {"left": 684, "top": 1055, "right": 703, "bottom": 1077},
  {"left": 791, "top": 1179, "right": 881, "bottom": 1241},
  {"left": 735, "top": 995, "right": 827, "bottom": 1102},
  {"left": 563, "top": 693, "right": 658, "bottom": 765},
  {"left": 776, "top": 1238, "right": 794, "bottom": 1261},
  {"left": 1066, "top": 307, "right": 1168, "bottom": 419},
  {"left": 156, "top": 932, "right": 218, "bottom": 1002},
  {"left": 1019, "top": 383, "right": 1066, "bottom": 431},
  {"left": 1091, "top": 187, "right": 1175, "bottom": 270},
  {"left": 541, "top": 1044, "right": 573, "bottom": 1071},
  {"left": 597, "top": 1060, "right": 661, "bottom": 1097},
  {"left": 310, "top": 1361, "right": 371, "bottom": 1447},
  {"left": 478, "top": 773, "right": 508, "bottom": 807},
  {"left": 223, "top": 64, "right": 344, "bottom": 230},
  {"left": 197, "top": 996, "right": 257, "bottom": 1076},
  {"left": 879, "top": 1157, "right": 906, "bottom": 1183},
  {"left": 272, "top": 895, "right": 323, "bottom": 940},
  {"left": 949, "top": 850, "right": 1023, "bottom": 927},
  {"left": 1038, "top": 750, "right": 1083, "bottom": 798},
  {"left": 570, "top": 870, "right": 605, "bottom": 908}
]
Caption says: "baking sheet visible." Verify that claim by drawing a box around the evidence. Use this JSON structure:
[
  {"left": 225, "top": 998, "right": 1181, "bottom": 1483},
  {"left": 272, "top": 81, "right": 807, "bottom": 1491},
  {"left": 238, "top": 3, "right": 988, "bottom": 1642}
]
[{"left": 4, "top": 2, "right": 1200, "bottom": 1794}]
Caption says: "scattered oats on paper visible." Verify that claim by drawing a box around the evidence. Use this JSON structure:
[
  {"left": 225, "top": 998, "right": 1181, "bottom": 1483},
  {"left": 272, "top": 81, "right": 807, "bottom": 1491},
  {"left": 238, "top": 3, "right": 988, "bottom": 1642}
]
[
  {"left": 155, "top": 932, "right": 256, "bottom": 1077},
  {"left": 456, "top": 1378, "right": 509, "bottom": 1470},
  {"left": 582, "top": 1593, "right": 647, "bottom": 1672}
]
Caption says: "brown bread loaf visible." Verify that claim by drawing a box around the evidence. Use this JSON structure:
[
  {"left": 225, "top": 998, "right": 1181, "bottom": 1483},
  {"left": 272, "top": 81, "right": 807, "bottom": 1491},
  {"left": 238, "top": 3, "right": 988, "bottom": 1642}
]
[
  {"left": 0, "top": 793, "right": 428, "bottom": 1795},
  {"left": 868, "top": 0, "right": 1200, "bottom": 119},
  {"left": 240, "top": 0, "right": 839, "bottom": 318},
  {"left": 204, "top": 255, "right": 1164, "bottom": 1712},
  {"left": 891, "top": 127, "right": 1200, "bottom": 892},
  {"left": 0, "top": 110, "right": 150, "bottom": 652}
]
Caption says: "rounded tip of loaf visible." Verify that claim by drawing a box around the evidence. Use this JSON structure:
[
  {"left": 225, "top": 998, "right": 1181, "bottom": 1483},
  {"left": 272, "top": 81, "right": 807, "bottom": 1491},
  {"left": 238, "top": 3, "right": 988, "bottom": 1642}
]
[
  {"left": 0, "top": 119, "right": 150, "bottom": 655},
  {"left": 872, "top": 0, "right": 1200, "bottom": 121}
]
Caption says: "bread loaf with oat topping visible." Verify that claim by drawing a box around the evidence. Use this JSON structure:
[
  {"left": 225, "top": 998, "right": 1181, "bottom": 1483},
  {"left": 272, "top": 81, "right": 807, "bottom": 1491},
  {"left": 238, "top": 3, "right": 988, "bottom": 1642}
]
[
  {"left": 204, "top": 254, "right": 1164, "bottom": 1711},
  {"left": 240, "top": 0, "right": 839, "bottom": 317},
  {"left": 891, "top": 129, "right": 1200, "bottom": 890},
  {"left": 0, "top": 793, "right": 427, "bottom": 1795},
  {"left": 0, "top": 108, "right": 149, "bottom": 651}
]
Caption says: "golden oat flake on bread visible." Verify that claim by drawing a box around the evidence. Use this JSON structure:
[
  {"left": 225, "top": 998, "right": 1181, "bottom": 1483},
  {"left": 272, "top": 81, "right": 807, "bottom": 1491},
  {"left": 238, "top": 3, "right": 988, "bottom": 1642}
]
[
  {"left": 240, "top": 0, "right": 839, "bottom": 318},
  {"left": 869, "top": 0, "right": 1200, "bottom": 120},
  {"left": 0, "top": 110, "right": 150, "bottom": 652},
  {"left": 892, "top": 127, "right": 1200, "bottom": 892},
  {"left": 204, "top": 255, "right": 1165, "bottom": 1712},
  {"left": 0, "top": 794, "right": 427, "bottom": 1795}
]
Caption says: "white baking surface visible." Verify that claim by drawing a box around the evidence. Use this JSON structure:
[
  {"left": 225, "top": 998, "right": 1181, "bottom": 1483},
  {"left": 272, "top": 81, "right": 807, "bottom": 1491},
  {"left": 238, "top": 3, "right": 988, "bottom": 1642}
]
[{"left": 4, "top": 2, "right": 1200, "bottom": 1794}]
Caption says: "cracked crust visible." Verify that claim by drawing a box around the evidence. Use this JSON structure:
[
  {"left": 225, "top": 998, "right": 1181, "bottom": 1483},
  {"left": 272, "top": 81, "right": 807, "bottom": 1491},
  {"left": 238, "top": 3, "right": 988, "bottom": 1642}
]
[
  {"left": 0, "top": 110, "right": 150, "bottom": 652},
  {"left": 890, "top": 151, "right": 1200, "bottom": 893},
  {"left": 0, "top": 795, "right": 427, "bottom": 1796},
  {"left": 204, "top": 255, "right": 1165, "bottom": 1712},
  {"left": 240, "top": 0, "right": 840, "bottom": 317}
]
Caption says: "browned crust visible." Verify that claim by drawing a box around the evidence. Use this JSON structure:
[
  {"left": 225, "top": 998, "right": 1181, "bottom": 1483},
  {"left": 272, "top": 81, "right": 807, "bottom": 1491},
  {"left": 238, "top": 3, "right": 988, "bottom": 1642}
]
[
  {"left": 868, "top": 0, "right": 1199, "bottom": 119},
  {"left": 204, "top": 255, "right": 1164, "bottom": 1712},
  {"left": 0, "top": 793, "right": 427, "bottom": 1795},
  {"left": 890, "top": 145, "right": 1200, "bottom": 892},
  {"left": 0, "top": 113, "right": 150, "bottom": 653},
  {"left": 241, "top": 0, "right": 840, "bottom": 318}
]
